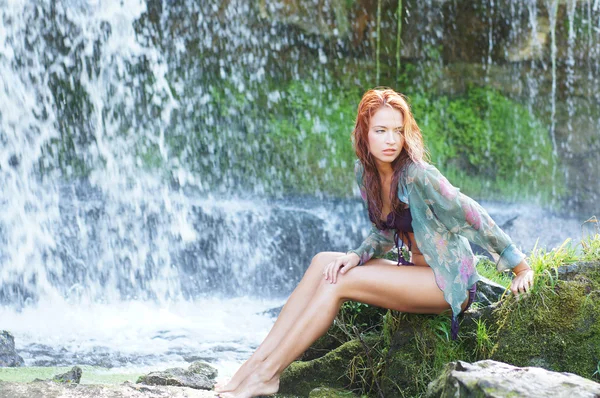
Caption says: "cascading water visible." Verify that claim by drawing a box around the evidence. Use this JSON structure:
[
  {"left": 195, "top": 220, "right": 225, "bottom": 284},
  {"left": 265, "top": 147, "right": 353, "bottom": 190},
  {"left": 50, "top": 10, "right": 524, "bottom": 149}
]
[
  {"left": 0, "top": 0, "right": 598, "bottom": 380},
  {"left": 0, "top": 0, "right": 366, "bottom": 376}
]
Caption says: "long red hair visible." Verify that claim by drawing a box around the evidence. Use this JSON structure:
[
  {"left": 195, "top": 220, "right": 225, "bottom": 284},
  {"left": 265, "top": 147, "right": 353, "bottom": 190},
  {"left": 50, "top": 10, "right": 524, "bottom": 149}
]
[{"left": 351, "top": 88, "right": 429, "bottom": 229}]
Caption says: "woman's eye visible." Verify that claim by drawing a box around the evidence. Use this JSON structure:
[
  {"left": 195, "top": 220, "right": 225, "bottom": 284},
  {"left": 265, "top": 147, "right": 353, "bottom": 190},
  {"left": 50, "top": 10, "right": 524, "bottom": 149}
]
[{"left": 376, "top": 130, "right": 384, "bottom": 133}]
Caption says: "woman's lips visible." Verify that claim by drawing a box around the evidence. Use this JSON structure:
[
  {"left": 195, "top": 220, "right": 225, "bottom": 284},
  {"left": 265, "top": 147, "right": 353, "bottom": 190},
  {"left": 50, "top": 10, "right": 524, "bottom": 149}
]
[{"left": 382, "top": 149, "right": 396, "bottom": 155}]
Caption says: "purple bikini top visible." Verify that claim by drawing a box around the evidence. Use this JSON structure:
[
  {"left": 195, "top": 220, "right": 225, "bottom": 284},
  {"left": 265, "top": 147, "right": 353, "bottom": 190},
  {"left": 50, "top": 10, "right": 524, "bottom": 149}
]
[{"left": 381, "top": 206, "right": 415, "bottom": 266}]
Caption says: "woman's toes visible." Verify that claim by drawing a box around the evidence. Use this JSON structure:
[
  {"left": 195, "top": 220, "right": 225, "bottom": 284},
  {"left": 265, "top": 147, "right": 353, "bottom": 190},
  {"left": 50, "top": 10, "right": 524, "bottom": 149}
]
[{"left": 213, "top": 378, "right": 231, "bottom": 391}]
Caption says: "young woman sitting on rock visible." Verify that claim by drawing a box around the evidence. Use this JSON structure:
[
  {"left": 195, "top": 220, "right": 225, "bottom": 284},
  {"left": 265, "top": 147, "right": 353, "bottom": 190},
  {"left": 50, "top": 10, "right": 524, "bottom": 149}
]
[{"left": 213, "top": 88, "right": 535, "bottom": 398}]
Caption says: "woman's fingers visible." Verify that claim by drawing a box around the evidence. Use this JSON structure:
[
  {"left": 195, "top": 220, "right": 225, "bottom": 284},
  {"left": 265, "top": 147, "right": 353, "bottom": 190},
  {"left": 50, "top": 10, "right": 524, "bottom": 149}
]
[
  {"left": 332, "top": 261, "right": 343, "bottom": 284},
  {"left": 323, "top": 262, "right": 331, "bottom": 280},
  {"left": 512, "top": 270, "right": 535, "bottom": 299},
  {"left": 323, "top": 255, "right": 354, "bottom": 284},
  {"left": 323, "top": 259, "right": 342, "bottom": 284}
]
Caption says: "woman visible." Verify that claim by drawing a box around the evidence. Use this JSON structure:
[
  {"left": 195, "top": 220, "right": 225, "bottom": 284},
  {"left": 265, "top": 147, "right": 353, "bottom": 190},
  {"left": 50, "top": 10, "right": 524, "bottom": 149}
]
[{"left": 214, "top": 88, "right": 535, "bottom": 398}]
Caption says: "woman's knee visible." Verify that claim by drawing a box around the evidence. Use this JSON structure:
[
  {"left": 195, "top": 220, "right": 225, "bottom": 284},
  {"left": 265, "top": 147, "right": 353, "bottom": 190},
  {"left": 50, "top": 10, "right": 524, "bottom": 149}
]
[{"left": 309, "top": 251, "right": 343, "bottom": 272}]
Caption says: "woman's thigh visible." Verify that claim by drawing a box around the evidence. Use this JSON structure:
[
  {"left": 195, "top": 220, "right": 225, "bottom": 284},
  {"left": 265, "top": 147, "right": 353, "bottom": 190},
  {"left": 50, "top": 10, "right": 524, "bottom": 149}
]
[{"left": 333, "top": 259, "right": 469, "bottom": 315}]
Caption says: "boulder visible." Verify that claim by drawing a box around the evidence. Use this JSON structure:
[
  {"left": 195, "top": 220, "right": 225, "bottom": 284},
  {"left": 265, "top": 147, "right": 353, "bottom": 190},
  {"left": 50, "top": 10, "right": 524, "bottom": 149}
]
[
  {"left": 0, "top": 331, "right": 24, "bottom": 367},
  {"left": 136, "top": 360, "right": 218, "bottom": 390},
  {"left": 426, "top": 359, "right": 600, "bottom": 397}
]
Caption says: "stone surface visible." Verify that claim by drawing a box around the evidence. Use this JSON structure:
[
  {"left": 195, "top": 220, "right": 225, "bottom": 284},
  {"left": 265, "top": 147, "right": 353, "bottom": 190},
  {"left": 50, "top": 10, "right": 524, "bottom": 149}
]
[
  {"left": 53, "top": 366, "right": 83, "bottom": 384},
  {"left": 474, "top": 275, "right": 507, "bottom": 306},
  {"left": 0, "top": 331, "right": 24, "bottom": 368},
  {"left": 426, "top": 359, "right": 600, "bottom": 398},
  {"left": 0, "top": 380, "right": 217, "bottom": 397},
  {"left": 136, "top": 361, "right": 217, "bottom": 390}
]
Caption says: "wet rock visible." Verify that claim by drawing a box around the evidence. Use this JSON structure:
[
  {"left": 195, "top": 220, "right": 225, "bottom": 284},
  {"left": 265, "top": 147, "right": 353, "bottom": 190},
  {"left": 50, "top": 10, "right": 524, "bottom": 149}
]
[
  {"left": 257, "top": 0, "right": 351, "bottom": 38},
  {"left": 474, "top": 275, "right": 507, "bottom": 305},
  {"left": 0, "top": 331, "right": 24, "bottom": 367},
  {"left": 136, "top": 360, "right": 218, "bottom": 390},
  {"left": 259, "top": 305, "right": 283, "bottom": 318},
  {"left": 53, "top": 366, "right": 83, "bottom": 384},
  {"left": 426, "top": 359, "right": 600, "bottom": 397},
  {"left": 0, "top": 380, "right": 217, "bottom": 397}
]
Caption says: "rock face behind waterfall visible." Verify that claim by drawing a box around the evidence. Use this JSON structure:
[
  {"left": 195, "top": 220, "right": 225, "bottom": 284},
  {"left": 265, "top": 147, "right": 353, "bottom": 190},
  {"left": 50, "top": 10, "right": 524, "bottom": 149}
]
[{"left": 0, "top": 331, "right": 24, "bottom": 367}]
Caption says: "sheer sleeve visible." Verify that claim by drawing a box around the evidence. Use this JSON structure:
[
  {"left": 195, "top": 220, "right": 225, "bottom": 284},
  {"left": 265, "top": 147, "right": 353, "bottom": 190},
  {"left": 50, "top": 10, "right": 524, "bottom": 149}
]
[
  {"left": 408, "top": 162, "right": 526, "bottom": 272},
  {"left": 348, "top": 160, "right": 395, "bottom": 266}
]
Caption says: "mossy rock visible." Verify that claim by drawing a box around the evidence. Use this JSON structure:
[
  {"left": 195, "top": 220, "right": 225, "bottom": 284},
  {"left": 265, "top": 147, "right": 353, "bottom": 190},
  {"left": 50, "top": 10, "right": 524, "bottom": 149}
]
[
  {"left": 379, "top": 312, "right": 472, "bottom": 397},
  {"left": 299, "top": 332, "right": 343, "bottom": 362},
  {"left": 279, "top": 334, "right": 379, "bottom": 397},
  {"left": 301, "top": 303, "right": 387, "bottom": 362},
  {"left": 489, "top": 262, "right": 600, "bottom": 379}
]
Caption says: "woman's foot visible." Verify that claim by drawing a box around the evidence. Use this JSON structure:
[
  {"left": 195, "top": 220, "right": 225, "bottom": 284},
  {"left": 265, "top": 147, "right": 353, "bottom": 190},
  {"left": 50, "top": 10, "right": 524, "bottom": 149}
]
[
  {"left": 213, "top": 357, "right": 262, "bottom": 393},
  {"left": 216, "top": 368, "right": 280, "bottom": 398},
  {"left": 213, "top": 377, "right": 230, "bottom": 391}
]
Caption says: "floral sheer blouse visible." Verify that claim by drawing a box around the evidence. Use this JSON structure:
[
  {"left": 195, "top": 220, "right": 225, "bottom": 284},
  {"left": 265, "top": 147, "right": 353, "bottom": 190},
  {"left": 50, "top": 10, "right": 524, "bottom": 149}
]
[{"left": 348, "top": 159, "right": 526, "bottom": 340}]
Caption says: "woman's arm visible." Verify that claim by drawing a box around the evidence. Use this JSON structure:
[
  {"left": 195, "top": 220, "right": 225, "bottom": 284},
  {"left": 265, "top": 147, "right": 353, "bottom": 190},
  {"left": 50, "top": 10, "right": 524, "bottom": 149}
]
[
  {"left": 408, "top": 162, "right": 528, "bottom": 273},
  {"left": 347, "top": 225, "right": 396, "bottom": 266}
]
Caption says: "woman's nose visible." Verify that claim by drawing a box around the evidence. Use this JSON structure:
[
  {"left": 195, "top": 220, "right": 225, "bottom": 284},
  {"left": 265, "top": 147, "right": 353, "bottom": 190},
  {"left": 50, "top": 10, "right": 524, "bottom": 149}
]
[{"left": 385, "top": 131, "right": 397, "bottom": 143}]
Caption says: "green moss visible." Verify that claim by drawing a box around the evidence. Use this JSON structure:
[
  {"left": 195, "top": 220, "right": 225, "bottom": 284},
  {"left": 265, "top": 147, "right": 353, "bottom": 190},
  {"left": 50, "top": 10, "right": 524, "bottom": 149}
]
[
  {"left": 490, "top": 267, "right": 600, "bottom": 379},
  {"left": 279, "top": 334, "right": 379, "bottom": 396},
  {"left": 279, "top": 339, "right": 368, "bottom": 397},
  {"left": 377, "top": 312, "right": 475, "bottom": 397}
]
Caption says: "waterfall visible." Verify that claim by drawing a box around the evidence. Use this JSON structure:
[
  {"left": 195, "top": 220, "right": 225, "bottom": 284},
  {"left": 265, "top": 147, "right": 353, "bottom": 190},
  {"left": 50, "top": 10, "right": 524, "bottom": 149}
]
[{"left": 0, "top": 0, "right": 598, "bottom": 373}]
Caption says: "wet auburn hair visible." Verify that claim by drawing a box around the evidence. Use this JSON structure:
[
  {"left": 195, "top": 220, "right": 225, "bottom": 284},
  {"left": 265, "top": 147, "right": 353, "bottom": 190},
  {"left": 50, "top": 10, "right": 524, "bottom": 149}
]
[{"left": 351, "top": 88, "right": 429, "bottom": 230}]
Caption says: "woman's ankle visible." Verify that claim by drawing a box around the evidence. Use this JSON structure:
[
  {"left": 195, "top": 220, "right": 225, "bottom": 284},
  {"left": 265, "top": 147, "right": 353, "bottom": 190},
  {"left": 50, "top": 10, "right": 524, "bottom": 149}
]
[{"left": 246, "top": 354, "right": 267, "bottom": 365}]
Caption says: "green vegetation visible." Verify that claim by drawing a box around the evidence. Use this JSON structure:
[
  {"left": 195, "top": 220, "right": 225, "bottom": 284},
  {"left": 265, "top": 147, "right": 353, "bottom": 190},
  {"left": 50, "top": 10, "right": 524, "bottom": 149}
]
[
  {"left": 0, "top": 365, "right": 143, "bottom": 384},
  {"left": 263, "top": 79, "right": 560, "bottom": 204},
  {"left": 262, "top": 81, "right": 360, "bottom": 196},
  {"left": 410, "top": 85, "right": 561, "bottom": 205}
]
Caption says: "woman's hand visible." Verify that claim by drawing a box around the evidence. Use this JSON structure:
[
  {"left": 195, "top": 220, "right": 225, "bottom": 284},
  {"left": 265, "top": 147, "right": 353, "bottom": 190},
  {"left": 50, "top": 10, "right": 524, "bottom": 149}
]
[
  {"left": 510, "top": 261, "right": 535, "bottom": 299},
  {"left": 322, "top": 253, "right": 361, "bottom": 284}
]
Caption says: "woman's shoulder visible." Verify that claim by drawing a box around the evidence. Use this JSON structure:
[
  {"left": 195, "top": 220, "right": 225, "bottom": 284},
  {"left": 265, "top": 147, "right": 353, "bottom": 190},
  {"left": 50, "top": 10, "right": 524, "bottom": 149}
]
[{"left": 405, "top": 160, "right": 436, "bottom": 179}]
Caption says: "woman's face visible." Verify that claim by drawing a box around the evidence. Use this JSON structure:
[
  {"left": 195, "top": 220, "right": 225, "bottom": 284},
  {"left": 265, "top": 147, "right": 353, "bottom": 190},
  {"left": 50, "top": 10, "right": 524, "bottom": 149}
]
[{"left": 367, "top": 106, "right": 405, "bottom": 170}]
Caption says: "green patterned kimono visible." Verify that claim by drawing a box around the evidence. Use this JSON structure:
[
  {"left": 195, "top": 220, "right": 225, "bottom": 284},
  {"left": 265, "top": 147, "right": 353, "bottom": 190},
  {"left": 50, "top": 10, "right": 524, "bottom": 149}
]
[{"left": 348, "top": 159, "right": 526, "bottom": 339}]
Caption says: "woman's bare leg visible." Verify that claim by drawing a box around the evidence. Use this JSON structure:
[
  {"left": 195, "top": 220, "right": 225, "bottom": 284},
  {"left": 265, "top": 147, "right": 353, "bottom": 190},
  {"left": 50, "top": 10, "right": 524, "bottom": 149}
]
[
  {"left": 218, "top": 262, "right": 471, "bottom": 398},
  {"left": 215, "top": 251, "right": 364, "bottom": 392}
]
